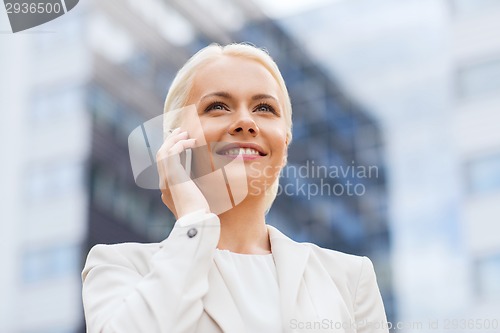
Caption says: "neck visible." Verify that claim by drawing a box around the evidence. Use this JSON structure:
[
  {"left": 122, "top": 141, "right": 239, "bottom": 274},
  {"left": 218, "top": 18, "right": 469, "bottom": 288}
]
[{"left": 216, "top": 197, "right": 271, "bottom": 255}]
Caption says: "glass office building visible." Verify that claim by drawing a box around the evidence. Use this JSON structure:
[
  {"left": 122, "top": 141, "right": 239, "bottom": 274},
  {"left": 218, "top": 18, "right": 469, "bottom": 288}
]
[
  {"left": 280, "top": 0, "right": 500, "bottom": 328},
  {"left": 0, "top": 0, "right": 392, "bottom": 331},
  {"left": 84, "top": 0, "right": 393, "bottom": 324}
]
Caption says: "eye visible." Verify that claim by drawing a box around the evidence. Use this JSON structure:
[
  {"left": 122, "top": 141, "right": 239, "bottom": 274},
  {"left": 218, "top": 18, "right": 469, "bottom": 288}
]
[
  {"left": 205, "top": 101, "right": 228, "bottom": 112},
  {"left": 254, "top": 103, "right": 277, "bottom": 114}
]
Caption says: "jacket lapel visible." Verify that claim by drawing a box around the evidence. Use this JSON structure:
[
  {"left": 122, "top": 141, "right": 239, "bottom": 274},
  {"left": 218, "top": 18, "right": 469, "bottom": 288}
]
[
  {"left": 267, "top": 225, "right": 311, "bottom": 332},
  {"left": 203, "top": 263, "right": 248, "bottom": 332},
  {"left": 202, "top": 225, "right": 311, "bottom": 333},
  {"left": 203, "top": 263, "right": 246, "bottom": 332},
  {"left": 268, "top": 226, "right": 353, "bottom": 333}
]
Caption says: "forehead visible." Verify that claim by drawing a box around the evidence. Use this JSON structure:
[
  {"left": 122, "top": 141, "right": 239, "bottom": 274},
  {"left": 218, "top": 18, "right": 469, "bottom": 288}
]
[{"left": 189, "top": 56, "right": 282, "bottom": 100}]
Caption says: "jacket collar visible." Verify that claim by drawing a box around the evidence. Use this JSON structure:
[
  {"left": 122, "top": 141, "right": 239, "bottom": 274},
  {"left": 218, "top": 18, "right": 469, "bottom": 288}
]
[{"left": 203, "top": 224, "right": 310, "bottom": 332}]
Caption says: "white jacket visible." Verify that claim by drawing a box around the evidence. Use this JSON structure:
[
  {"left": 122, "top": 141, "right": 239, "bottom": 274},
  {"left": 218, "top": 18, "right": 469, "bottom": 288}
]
[{"left": 82, "top": 210, "right": 389, "bottom": 333}]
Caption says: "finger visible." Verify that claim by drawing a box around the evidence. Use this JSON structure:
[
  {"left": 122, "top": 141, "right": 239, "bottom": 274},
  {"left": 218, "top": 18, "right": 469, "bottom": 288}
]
[
  {"left": 168, "top": 138, "right": 196, "bottom": 156},
  {"left": 156, "top": 131, "right": 189, "bottom": 160},
  {"left": 161, "top": 127, "right": 181, "bottom": 150},
  {"left": 161, "top": 130, "right": 187, "bottom": 153},
  {"left": 165, "top": 127, "right": 181, "bottom": 138},
  {"left": 159, "top": 128, "right": 183, "bottom": 151},
  {"left": 156, "top": 136, "right": 195, "bottom": 170},
  {"left": 157, "top": 138, "right": 196, "bottom": 188}
]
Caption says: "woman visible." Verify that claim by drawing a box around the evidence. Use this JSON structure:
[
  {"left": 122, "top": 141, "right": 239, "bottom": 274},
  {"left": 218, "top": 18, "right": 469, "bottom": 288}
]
[{"left": 82, "top": 43, "right": 389, "bottom": 333}]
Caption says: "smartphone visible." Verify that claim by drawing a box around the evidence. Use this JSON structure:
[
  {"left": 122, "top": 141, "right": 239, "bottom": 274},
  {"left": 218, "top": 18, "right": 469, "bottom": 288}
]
[
  {"left": 128, "top": 113, "right": 194, "bottom": 189},
  {"left": 183, "top": 148, "right": 192, "bottom": 177}
]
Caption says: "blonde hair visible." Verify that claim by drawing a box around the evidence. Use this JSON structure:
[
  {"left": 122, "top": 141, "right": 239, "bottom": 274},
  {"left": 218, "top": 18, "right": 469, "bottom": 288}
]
[{"left": 163, "top": 42, "right": 292, "bottom": 213}]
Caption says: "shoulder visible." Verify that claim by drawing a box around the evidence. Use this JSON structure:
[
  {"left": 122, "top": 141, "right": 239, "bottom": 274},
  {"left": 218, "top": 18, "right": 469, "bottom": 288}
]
[
  {"left": 268, "top": 224, "right": 371, "bottom": 283},
  {"left": 306, "top": 242, "right": 365, "bottom": 268},
  {"left": 302, "top": 242, "right": 376, "bottom": 296},
  {"left": 83, "top": 241, "right": 162, "bottom": 278},
  {"left": 298, "top": 244, "right": 388, "bottom": 329}
]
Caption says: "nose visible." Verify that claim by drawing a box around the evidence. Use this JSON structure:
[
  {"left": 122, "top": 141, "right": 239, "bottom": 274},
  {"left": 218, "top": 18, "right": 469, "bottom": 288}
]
[{"left": 228, "top": 109, "right": 259, "bottom": 137}]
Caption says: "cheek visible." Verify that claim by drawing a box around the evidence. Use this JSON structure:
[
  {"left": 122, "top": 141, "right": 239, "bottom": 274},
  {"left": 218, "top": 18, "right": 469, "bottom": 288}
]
[
  {"left": 198, "top": 118, "right": 225, "bottom": 142},
  {"left": 266, "top": 124, "right": 287, "bottom": 155}
]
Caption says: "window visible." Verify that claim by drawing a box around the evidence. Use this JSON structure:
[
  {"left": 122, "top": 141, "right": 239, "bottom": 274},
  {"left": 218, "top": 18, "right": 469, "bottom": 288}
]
[
  {"left": 194, "top": 0, "right": 245, "bottom": 31},
  {"left": 155, "top": 4, "right": 195, "bottom": 45},
  {"left": 147, "top": 209, "right": 174, "bottom": 242},
  {"left": 115, "top": 105, "right": 143, "bottom": 142},
  {"left": 91, "top": 165, "right": 169, "bottom": 239},
  {"left": 30, "top": 85, "right": 83, "bottom": 125},
  {"left": 21, "top": 244, "right": 81, "bottom": 285},
  {"left": 88, "top": 85, "right": 118, "bottom": 128},
  {"left": 328, "top": 201, "right": 363, "bottom": 246},
  {"left": 125, "top": 51, "right": 153, "bottom": 83},
  {"left": 154, "top": 66, "right": 174, "bottom": 97},
  {"left": 91, "top": 166, "right": 117, "bottom": 210},
  {"left": 475, "top": 254, "right": 500, "bottom": 301},
  {"left": 451, "top": 0, "right": 500, "bottom": 16},
  {"left": 87, "top": 13, "right": 134, "bottom": 64},
  {"left": 126, "top": 0, "right": 194, "bottom": 46},
  {"left": 467, "top": 152, "right": 500, "bottom": 195},
  {"left": 25, "top": 160, "right": 84, "bottom": 201},
  {"left": 33, "top": 11, "right": 82, "bottom": 52},
  {"left": 456, "top": 58, "right": 500, "bottom": 100},
  {"left": 87, "top": 85, "right": 143, "bottom": 142}
]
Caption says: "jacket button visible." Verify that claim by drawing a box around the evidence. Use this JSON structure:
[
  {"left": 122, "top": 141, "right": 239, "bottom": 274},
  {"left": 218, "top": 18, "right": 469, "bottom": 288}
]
[{"left": 187, "top": 228, "right": 198, "bottom": 238}]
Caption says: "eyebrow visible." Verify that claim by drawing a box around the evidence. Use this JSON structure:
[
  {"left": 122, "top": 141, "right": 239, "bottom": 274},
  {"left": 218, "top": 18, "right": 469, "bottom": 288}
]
[
  {"left": 200, "top": 92, "right": 279, "bottom": 103},
  {"left": 252, "top": 94, "right": 279, "bottom": 103}
]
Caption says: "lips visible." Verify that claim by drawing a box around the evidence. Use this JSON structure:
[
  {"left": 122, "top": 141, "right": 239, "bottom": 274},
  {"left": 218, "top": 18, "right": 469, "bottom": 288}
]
[{"left": 216, "top": 143, "right": 267, "bottom": 156}]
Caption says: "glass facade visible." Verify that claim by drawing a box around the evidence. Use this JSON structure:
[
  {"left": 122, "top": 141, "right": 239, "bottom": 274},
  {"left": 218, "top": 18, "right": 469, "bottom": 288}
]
[
  {"left": 277, "top": 0, "right": 500, "bottom": 325},
  {"left": 21, "top": 244, "right": 81, "bottom": 285},
  {"left": 450, "top": 0, "right": 500, "bottom": 15},
  {"left": 24, "top": 160, "right": 84, "bottom": 202},
  {"left": 30, "top": 86, "right": 83, "bottom": 125},
  {"left": 0, "top": 0, "right": 392, "bottom": 331},
  {"left": 475, "top": 254, "right": 500, "bottom": 301},
  {"left": 81, "top": 0, "right": 392, "bottom": 326},
  {"left": 457, "top": 58, "right": 500, "bottom": 100},
  {"left": 466, "top": 152, "right": 500, "bottom": 195}
]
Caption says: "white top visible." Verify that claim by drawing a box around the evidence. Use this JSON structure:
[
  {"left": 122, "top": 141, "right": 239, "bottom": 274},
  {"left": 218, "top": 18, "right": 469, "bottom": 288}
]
[{"left": 213, "top": 249, "right": 282, "bottom": 333}]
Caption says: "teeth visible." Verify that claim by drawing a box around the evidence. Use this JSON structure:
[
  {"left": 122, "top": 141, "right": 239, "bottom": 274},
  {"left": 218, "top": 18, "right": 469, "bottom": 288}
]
[{"left": 223, "top": 148, "right": 260, "bottom": 155}]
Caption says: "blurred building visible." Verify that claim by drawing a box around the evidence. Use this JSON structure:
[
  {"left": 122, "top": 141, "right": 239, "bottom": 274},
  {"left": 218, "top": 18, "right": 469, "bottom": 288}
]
[
  {"left": 0, "top": 6, "right": 91, "bottom": 333},
  {"left": 0, "top": 0, "right": 392, "bottom": 332},
  {"left": 451, "top": 0, "right": 500, "bottom": 322},
  {"left": 281, "top": 0, "right": 500, "bottom": 329}
]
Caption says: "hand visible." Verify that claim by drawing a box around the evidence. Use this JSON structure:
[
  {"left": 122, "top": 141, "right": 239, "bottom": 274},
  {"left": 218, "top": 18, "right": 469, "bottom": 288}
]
[{"left": 156, "top": 128, "right": 210, "bottom": 219}]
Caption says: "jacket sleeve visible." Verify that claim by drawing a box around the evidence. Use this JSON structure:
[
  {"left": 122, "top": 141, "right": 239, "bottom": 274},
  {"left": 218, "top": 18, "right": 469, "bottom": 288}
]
[
  {"left": 81, "top": 210, "right": 220, "bottom": 333},
  {"left": 353, "top": 257, "right": 389, "bottom": 333}
]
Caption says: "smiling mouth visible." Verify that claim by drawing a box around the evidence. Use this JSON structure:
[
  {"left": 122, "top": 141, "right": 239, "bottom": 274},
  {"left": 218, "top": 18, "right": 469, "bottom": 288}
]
[
  {"left": 220, "top": 148, "right": 263, "bottom": 156},
  {"left": 216, "top": 144, "right": 267, "bottom": 157}
]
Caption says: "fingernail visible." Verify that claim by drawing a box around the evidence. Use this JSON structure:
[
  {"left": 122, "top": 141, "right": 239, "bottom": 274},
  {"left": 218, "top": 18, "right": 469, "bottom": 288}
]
[{"left": 167, "top": 128, "right": 179, "bottom": 134}]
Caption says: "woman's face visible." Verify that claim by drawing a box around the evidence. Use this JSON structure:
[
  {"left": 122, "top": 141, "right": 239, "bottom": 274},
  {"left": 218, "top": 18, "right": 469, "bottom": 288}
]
[{"left": 182, "top": 55, "right": 288, "bottom": 197}]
